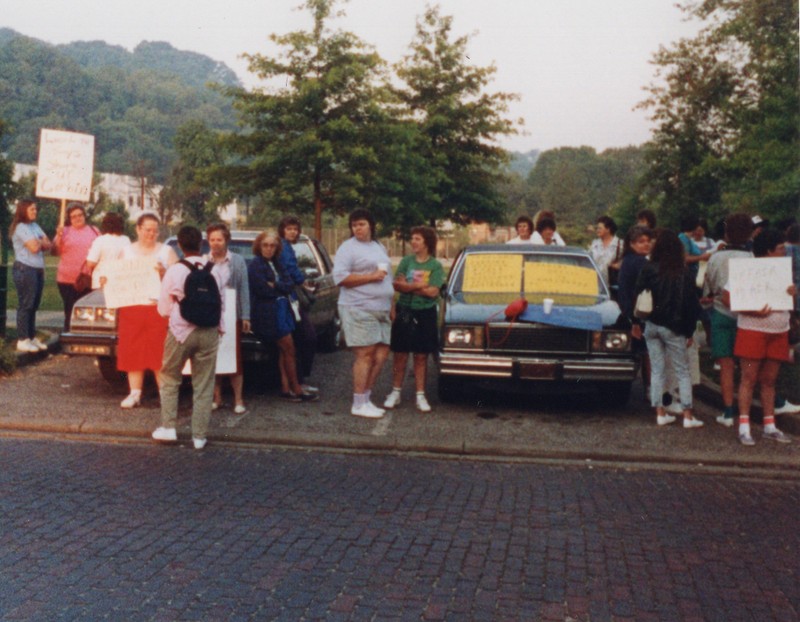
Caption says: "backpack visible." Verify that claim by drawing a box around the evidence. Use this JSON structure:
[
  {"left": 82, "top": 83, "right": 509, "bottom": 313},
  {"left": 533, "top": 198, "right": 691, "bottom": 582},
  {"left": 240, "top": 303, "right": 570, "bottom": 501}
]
[{"left": 178, "top": 260, "right": 221, "bottom": 327}]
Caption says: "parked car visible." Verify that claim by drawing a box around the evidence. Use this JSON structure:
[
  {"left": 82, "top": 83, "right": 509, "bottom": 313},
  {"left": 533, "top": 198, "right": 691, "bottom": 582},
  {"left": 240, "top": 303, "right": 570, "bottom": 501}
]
[
  {"left": 438, "top": 244, "right": 638, "bottom": 406},
  {"left": 61, "top": 231, "right": 340, "bottom": 386}
]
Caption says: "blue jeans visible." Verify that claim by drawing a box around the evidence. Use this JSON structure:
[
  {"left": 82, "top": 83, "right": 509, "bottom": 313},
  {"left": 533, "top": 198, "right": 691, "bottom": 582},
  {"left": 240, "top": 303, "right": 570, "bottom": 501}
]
[
  {"left": 644, "top": 321, "right": 693, "bottom": 410},
  {"left": 13, "top": 262, "right": 44, "bottom": 340}
]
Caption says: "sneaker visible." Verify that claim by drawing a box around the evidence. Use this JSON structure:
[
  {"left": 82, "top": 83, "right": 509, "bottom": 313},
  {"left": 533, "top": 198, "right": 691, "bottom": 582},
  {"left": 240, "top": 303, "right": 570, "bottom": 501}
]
[
  {"left": 715, "top": 414, "right": 734, "bottom": 427},
  {"left": 31, "top": 337, "right": 48, "bottom": 351},
  {"left": 280, "top": 391, "right": 302, "bottom": 403},
  {"left": 774, "top": 400, "right": 800, "bottom": 415},
  {"left": 212, "top": 402, "right": 219, "bottom": 411},
  {"left": 15, "top": 339, "right": 38, "bottom": 353},
  {"left": 683, "top": 418, "right": 704, "bottom": 429},
  {"left": 193, "top": 438, "right": 207, "bottom": 450},
  {"left": 416, "top": 393, "right": 432, "bottom": 413},
  {"left": 657, "top": 414, "right": 676, "bottom": 426},
  {"left": 120, "top": 391, "right": 142, "bottom": 409},
  {"left": 383, "top": 391, "right": 402, "bottom": 409},
  {"left": 299, "top": 392, "right": 319, "bottom": 403},
  {"left": 351, "top": 402, "right": 385, "bottom": 418},
  {"left": 234, "top": 404, "right": 247, "bottom": 415},
  {"left": 664, "top": 402, "right": 683, "bottom": 415},
  {"left": 713, "top": 362, "right": 721, "bottom": 371},
  {"left": 301, "top": 384, "right": 319, "bottom": 393},
  {"left": 151, "top": 427, "right": 177, "bottom": 442},
  {"left": 739, "top": 432, "right": 755, "bottom": 446},
  {"left": 763, "top": 429, "right": 791, "bottom": 443}
]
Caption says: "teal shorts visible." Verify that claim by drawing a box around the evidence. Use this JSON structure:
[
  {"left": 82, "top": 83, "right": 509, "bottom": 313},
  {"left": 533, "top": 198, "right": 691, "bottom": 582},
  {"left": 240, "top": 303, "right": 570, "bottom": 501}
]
[{"left": 710, "top": 310, "right": 737, "bottom": 359}]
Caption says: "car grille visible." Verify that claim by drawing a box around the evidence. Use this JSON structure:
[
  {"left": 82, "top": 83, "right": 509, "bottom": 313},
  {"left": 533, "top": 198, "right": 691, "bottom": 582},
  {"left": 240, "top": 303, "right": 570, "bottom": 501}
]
[{"left": 486, "top": 324, "right": 589, "bottom": 353}]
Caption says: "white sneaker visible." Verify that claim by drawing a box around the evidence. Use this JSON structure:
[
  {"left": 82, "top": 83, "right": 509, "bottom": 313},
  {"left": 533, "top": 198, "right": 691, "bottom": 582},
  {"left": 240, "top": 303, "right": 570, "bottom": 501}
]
[
  {"left": 415, "top": 393, "right": 432, "bottom": 413},
  {"left": 120, "top": 391, "right": 141, "bottom": 409},
  {"left": 657, "top": 414, "right": 676, "bottom": 426},
  {"left": 234, "top": 404, "right": 247, "bottom": 415},
  {"left": 664, "top": 402, "right": 683, "bottom": 415},
  {"left": 193, "top": 438, "right": 207, "bottom": 450},
  {"left": 31, "top": 337, "right": 48, "bottom": 351},
  {"left": 683, "top": 417, "right": 704, "bottom": 429},
  {"left": 351, "top": 402, "right": 385, "bottom": 418},
  {"left": 716, "top": 414, "right": 734, "bottom": 427},
  {"left": 151, "top": 427, "right": 177, "bottom": 442},
  {"left": 383, "top": 391, "right": 401, "bottom": 409},
  {"left": 16, "top": 339, "right": 38, "bottom": 353},
  {"left": 774, "top": 400, "right": 800, "bottom": 415}
]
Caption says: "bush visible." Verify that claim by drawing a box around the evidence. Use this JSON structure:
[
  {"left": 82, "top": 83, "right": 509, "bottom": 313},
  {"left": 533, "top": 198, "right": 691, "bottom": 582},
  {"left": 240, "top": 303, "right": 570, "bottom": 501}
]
[{"left": 0, "top": 340, "right": 17, "bottom": 375}]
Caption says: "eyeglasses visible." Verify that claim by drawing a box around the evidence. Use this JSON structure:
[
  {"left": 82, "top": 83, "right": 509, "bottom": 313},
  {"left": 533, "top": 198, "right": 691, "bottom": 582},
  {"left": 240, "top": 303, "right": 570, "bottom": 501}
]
[{"left": 262, "top": 243, "right": 278, "bottom": 248}]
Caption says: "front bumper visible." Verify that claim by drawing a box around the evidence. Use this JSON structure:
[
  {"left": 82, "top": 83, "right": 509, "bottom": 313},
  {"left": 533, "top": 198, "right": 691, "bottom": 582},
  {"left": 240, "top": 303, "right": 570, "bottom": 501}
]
[
  {"left": 439, "top": 351, "right": 638, "bottom": 382},
  {"left": 61, "top": 332, "right": 117, "bottom": 357}
]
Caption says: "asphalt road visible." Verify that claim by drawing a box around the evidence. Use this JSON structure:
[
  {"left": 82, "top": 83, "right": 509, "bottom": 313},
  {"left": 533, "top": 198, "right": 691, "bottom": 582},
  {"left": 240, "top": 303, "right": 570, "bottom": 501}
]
[{"left": 2, "top": 438, "right": 799, "bottom": 621}]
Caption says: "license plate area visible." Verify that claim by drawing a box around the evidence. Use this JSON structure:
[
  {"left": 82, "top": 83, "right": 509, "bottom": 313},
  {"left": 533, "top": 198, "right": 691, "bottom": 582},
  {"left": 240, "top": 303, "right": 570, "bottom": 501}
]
[{"left": 519, "top": 361, "right": 561, "bottom": 380}]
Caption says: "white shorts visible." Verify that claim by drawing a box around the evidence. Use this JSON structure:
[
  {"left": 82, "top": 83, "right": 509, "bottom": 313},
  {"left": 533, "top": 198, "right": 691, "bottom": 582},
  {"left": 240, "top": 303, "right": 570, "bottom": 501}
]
[{"left": 339, "top": 306, "right": 391, "bottom": 347}]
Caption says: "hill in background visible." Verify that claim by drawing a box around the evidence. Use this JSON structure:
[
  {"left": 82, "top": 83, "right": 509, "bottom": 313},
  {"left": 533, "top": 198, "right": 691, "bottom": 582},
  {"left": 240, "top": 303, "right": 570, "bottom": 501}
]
[{"left": 0, "top": 28, "right": 240, "bottom": 182}]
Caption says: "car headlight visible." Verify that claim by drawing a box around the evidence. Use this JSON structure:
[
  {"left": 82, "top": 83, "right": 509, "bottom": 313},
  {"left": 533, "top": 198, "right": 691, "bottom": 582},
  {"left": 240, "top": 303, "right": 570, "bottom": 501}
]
[
  {"left": 444, "top": 326, "right": 483, "bottom": 348},
  {"left": 592, "top": 330, "right": 631, "bottom": 352},
  {"left": 73, "top": 306, "right": 96, "bottom": 322},
  {"left": 96, "top": 308, "right": 116, "bottom": 323}
]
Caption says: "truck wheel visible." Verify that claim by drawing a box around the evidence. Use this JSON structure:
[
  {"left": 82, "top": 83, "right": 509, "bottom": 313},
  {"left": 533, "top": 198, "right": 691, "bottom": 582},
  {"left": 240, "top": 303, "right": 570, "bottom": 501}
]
[{"left": 437, "top": 374, "right": 466, "bottom": 403}]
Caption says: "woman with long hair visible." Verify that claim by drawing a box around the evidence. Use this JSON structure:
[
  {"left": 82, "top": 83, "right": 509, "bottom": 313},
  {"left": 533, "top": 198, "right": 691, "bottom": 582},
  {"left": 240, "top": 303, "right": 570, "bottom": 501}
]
[
  {"left": 635, "top": 229, "right": 703, "bottom": 428},
  {"left": 10, "top": 199, "right": 52, "bottom": 352}
]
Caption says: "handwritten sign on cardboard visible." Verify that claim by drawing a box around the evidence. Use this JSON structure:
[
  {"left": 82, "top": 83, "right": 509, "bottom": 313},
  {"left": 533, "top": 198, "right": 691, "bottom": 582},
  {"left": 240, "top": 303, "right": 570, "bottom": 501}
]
[
  {"left": 102, "top": 257, "right": 162, "bottom": 309},
  {"left": 524, "top": 263, "right": 599, "bottom": 297},
  {"left": 728, "top": 257, "right": 793, "bottom": 312},
  {"left": 35, "top": 129, "right": 95, "bottom": 202},
  {"left": 462, "top": 254, "right": 523, "bottom": 292}
]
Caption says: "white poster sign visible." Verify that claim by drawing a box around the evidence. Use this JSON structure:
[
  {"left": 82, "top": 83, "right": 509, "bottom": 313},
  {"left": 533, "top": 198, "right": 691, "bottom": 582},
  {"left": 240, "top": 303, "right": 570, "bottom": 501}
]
[
  {"left": 102, "top": 257, "right": 162, "bottom": 309},
  {"left": 728, "top": 257, "right": 794, "bottom": 312},
  {"left": 182, "top": 289, "right": 236, "bottom": 375},
  {"left": 35, "top": 129, "right": 95, "bottom": 202}
]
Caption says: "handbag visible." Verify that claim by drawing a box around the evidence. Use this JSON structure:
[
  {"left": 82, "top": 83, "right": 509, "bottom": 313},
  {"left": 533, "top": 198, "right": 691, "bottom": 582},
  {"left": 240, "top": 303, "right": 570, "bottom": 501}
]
[
  {"left": 634, "top": 289, "right": 653, "bottom": 319},
  {"left": 74, "top": 261, "right": 94, "bottom": 294}
]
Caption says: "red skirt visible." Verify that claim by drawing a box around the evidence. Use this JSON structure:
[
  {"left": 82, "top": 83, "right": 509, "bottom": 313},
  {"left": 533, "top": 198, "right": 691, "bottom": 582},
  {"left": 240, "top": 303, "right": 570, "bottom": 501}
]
[{"left": 117, "top": 305, "right": 168, "bottom": 372}]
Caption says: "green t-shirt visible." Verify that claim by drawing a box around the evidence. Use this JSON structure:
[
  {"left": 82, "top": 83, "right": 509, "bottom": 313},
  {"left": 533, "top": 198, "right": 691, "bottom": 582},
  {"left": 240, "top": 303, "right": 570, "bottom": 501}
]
[{"left": 395, "top": 255, "right": 445, "bottom": 310}]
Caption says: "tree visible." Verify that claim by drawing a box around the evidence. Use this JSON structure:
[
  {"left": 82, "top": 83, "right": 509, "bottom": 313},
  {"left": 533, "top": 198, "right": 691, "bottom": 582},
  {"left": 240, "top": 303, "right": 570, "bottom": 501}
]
[
  {"left": 394, "top": 6, "right": 521, "bottom": 226},
  {"left": 220, "top": 0, "right": 399, "bottom": 238},
  {"left": 639, "top": 0, "right": 799, "bottom": 225}
]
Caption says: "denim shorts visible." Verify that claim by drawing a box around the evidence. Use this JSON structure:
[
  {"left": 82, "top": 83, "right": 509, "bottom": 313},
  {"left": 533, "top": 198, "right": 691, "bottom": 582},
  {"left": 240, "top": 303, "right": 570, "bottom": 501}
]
[{"left": 339, "top": 306, "right": 391, "bottom": 347}]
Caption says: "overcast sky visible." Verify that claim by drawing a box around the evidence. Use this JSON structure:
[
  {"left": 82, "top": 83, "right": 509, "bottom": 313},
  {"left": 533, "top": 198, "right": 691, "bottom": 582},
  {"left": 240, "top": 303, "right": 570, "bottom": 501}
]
[{"left": 3, "top": 0, "right": 702, "bottom": 153}]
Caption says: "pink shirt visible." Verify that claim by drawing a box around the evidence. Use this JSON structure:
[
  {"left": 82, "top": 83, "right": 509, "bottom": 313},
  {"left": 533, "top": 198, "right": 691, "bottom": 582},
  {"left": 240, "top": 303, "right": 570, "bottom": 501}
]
[
  {"left": 56, "top": 225, "right": 99, "bottom": 283},
  {"left": 158, "top": 255, "right": 225, "bottom": 343}
]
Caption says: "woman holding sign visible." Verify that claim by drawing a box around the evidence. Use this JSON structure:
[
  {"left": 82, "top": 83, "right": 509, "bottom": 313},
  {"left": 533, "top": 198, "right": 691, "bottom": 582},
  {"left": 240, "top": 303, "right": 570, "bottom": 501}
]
[
  {"left": 116, "top": 213, "right": 177, "bottom": 409},
  {"left": 10, "top": 199, "right": 52, "bottom": 353},
  {"left": 725, "top": 229, "right": 797, "bottom": 446}
]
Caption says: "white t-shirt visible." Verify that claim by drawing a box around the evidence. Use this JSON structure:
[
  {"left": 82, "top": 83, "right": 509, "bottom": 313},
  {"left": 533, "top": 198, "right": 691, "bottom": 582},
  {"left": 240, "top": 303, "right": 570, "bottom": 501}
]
[
  {"left": 332, "top": 237, "right": 394, "bottom": 311},
  {"left": 531, "top": 230, "right": 566, "bottom": 246},
  {"left": 86, "top": 234, "right": 131, "bottom": 289},
  {"left": 723, "top": 280, "right": 790, "bottom": 333}
]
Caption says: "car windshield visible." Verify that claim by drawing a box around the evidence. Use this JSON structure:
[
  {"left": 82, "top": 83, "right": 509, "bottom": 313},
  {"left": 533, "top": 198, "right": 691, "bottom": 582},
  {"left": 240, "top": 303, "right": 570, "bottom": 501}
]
[{"left": 450, "top": 252, "right": 607, "bottom": 306}]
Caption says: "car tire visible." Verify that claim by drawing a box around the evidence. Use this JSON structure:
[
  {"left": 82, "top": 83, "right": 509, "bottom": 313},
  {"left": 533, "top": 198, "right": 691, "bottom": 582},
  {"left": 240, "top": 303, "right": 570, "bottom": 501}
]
[
  {"left": 97, "top": 356, "right": 128, "bottom": 392},
  {"left": 597, "top": 381, "right": 632, "bottom": 408},
  {"left": 317, "top": 312, "right": 342, "bottom": 352}
]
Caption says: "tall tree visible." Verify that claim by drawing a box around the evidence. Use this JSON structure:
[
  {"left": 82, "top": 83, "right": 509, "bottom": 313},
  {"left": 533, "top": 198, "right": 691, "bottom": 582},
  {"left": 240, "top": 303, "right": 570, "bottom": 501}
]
[
  {"left": 394, "top": 6, "right": 520, "bottom": 226},
  {"left": 639, "top": 0, "right": 799, "bottom": 225},
  {"left": 220, "top": 0, "right": 396, "bottom": 238}
]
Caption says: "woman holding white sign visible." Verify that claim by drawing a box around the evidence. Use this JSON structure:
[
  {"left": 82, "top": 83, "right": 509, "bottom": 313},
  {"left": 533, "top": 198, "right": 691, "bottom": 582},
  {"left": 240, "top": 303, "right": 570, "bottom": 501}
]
[
  {"left": 10, "top": 199, "right": 52, "bottom": 353},
  {"left": 725, "top": 229, "right": 797, "bottom": 446},
  {"left": 116, "top": 213, "right": 177, "bottom": 409}
]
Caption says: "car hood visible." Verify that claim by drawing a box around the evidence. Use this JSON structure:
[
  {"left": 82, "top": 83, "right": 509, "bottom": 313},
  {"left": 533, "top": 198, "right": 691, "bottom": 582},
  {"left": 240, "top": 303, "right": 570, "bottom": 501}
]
[
  {"left": 444, "top": 298, "right": 622, "bottom": 328},
  {"left": 75, "top": 289, "right": 107, "bottom": 306}
]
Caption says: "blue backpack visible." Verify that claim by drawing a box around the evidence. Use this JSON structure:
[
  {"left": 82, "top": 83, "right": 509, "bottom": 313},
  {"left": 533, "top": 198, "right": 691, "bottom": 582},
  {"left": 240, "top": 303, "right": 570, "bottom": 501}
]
[{"left": 179, "top": 260, "right": 221, "bottom": 328}]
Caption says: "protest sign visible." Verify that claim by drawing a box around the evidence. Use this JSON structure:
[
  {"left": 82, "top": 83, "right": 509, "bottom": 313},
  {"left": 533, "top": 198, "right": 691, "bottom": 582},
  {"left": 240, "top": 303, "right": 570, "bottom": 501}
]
[
  {"left": 35, "top": 129, "right": 95, "bottom": 203},
  {"left": 728, "top": 257, "right": 793, "bottom": 312},
  {"left": 101, "top": 257, "right": 162, "bottom": 309},
  {"left": 462, "top": 254, "right": 523, "bottom": 293}
]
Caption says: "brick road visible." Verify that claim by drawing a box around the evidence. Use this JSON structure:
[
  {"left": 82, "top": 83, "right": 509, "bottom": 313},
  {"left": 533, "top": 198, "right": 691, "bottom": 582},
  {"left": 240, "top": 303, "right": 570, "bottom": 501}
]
[{"left": 1, "top": 439, "right": 798, "bottom": 621}]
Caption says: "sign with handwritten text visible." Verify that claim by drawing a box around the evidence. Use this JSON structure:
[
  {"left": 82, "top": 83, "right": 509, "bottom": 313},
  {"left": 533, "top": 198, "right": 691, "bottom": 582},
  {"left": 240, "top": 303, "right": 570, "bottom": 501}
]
[
  {"left": 524, "top": 263, "right": 599, "bottom": 297},
  {"left": 35, "top": 129, "right": 95, "bottom": 202},
  {"left": 728, "top": 257, "right": 793, "bottom": 312},
  {"left": 462, "top": 254, "right": 523, "bottom": 292},
  {"left": 102, "top": 257, "right": 162, "bottom": 309}
]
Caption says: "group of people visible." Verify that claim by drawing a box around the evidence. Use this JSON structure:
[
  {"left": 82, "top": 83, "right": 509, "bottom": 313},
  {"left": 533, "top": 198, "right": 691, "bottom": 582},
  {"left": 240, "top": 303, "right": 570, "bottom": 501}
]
[{"left": 616, "top": 209, "right": 799, "bottom": 445}]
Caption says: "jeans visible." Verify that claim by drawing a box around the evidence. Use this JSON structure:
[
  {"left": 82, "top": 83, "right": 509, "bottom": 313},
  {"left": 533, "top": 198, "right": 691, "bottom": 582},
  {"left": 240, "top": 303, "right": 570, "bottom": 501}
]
[
  {"left": 159, "top": 327, "right": 219, "bottom": 440},
  {"left": 13, "top": 262, "right": 44, "bottom": 340},
  {"left": 644, "top": 321, "right": 693, "bottom": 410},
  {"left": 57, "top": 282, "right": 83, "bottom": 331}
]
